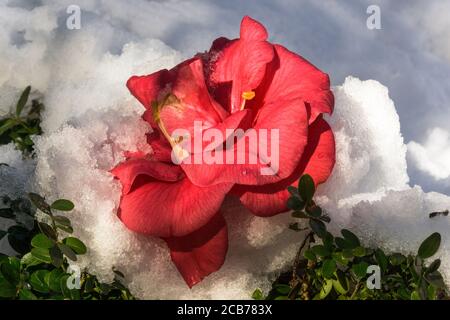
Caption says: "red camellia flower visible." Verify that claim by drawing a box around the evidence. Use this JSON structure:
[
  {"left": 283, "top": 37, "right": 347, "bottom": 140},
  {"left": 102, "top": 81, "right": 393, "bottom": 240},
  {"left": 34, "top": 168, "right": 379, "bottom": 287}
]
[{"left": 112, "top": 16, "right": 336, "bottom": 287}]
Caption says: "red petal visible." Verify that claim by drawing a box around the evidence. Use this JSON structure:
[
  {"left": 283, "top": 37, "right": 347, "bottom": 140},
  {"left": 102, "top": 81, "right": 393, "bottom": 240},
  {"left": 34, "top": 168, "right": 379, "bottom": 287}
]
[
  {"left": 126, "top": 69, "right": 173, "bottom": 109},
  {"left": 240, "top": 16, "right": 268, "bottom": 41},
  {"left": 181, "top": 98, "right": 309, "bottom": 187},
  {"left": 112, "top": 159, "right": 232, "bottom": 237},
  {"left": 210, "top": 30, "right": 274, "bottom": 113},
  {"left": 249, "top": 45, "right": 334, "bottom": 124},
  {"left": 234, "top": 117, "right": 335, "bottom": 216},
  {"left": 111, "top": 158, "right": 182, "bottom": 194},
  {"left": 164, "top": 213, "right": 228, "bottom": 288}
]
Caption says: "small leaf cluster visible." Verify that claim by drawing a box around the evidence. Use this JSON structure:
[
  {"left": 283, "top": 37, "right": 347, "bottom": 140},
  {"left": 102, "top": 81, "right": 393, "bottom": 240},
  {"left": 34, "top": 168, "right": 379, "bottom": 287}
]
[
  {"left": 253, "top": 174, "right": 448, "bottom": 300},
  {"left": 0, "top": 86, "right": 43, "bottom": 154},
  {"left": 0, "top": 193, "right": 134, "bottom": 300}
]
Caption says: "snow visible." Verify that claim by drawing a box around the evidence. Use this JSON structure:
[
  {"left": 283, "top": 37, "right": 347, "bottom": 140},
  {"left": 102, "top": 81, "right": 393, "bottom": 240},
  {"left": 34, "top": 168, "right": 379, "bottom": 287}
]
[
  {"left": 408, "top": 128, "right": 450, "bottom": 181},
  {"left": 1, "top": 0, "right": 450, "bottom": 299}
]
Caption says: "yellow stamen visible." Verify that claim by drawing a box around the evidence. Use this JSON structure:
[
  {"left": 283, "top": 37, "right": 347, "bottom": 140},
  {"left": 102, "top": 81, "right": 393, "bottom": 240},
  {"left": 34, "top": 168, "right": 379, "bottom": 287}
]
[
  {"left": 240, "top": 90, "right": 256, "bottom": 110},
  {"left": 152, "top": 94, "right": 189, "bottom": 162}
]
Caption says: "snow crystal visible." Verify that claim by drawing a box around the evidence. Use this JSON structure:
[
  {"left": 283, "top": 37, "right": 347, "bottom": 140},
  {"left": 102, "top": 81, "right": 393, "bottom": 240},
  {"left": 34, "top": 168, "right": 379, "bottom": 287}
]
[{"left": 320, "top": 77, "right": 409, "bottom": 201}]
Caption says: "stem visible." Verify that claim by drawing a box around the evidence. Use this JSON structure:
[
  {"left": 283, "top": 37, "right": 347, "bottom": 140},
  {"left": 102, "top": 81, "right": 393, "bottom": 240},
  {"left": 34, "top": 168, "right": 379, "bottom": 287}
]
[
  {"left": 350, "top": 281, "right": 361, "bottom": 299},
  {"left": 292, "top": 231, "right": 314, "bottom": 280}
]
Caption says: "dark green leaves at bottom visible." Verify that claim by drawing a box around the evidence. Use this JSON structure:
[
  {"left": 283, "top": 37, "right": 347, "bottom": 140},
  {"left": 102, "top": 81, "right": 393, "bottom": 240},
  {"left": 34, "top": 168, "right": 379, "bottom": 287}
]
[
  {"left": 30, "top": 270, "right": 50, "bottom": 293},
  {"left": 352, "top": 262, "right": 369, "bottom": 279},
  {"left": 322, "top": 259, "right": 337, "bottom": 279}
]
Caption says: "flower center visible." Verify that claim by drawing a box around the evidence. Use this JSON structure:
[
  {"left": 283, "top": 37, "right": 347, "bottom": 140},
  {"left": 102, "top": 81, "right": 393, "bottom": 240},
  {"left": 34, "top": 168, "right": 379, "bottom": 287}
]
[
  {"left": 240, "top": 90, "right": 256, "bottom": 111},
  {"left": 152, "top": 94, "right": 189, "bottom": 162}
]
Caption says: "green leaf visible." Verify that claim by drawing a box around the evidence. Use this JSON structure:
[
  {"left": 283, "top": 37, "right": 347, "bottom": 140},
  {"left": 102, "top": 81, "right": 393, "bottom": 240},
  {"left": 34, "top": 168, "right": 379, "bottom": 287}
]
[
  {"left": 298, "top": 174, "right": 315, "bottom": 203},
  {"left": 18, "top": 288, "right": 37, "bottom": 300},
  {"left": 335, "top": 270, "right": 349, "bottom": 293},
  {"left": 51, "top": 199, "right": 74, "bottom": 211},
  {"left": 375, "top": 249, "right": 388, "bottom": 272},
  {"left": 16, "top": 85, "right": 31, "bottom": 117},
  {"left": 31, "top": 247, "right": 52, "bottom": 263},
  {"left": 0, "top": 266, "right": 18, "bottom": 288},
  {"left": 38, "top": 222, "right": 57, "bottom": 240},
  {"left": 54, "top": 215, "right": 72, "bottom": 227},
  {"left": 50, "top": 245, "right": 63, "bottom": 268},
  {"left": 0, "top": 276, "right": 16, "bottom": 298},
  {"left": 31, "top": 233, "right": 54, "bottom": 249},
  {"left": 425, "top": 271, "right": 446, "bottom": 289},
  {"left": 311, "top": 245, "right": 330, "bottom": 257},
  {"left": 342, "top": 248, "right": 354, "bottom": 259},
  {"left": 21, "top": 253, "right": 43, "bottom": 268},
  {"left": 309, "top": 219, "right": 326, "bottom": 238},
  {"left": 332, "top": 252, "right": 349, "bottom": 266},
  {"left": 418, "top": 232, "right": 441, "bottom": 259},
  {"left": 335, "top": 237, "right": 350, "bottom": 249},
  {"left": 352, "top": 262, "right": 369, "bottom": 279},
  {"left": 410, "top": 290, "right": 420, "bottom": 300},
  {"left": 54, "top": 216, "right": 74, "bottom": 233},
  {"left": 304, "top": 249, "right": 316, "bottom": 261},
  {"left": 0, "top": 208, "right": 15, "bottom": 219},
  {"left": 353, "top": 246, "right": 366, "bottom": 257},
  {"left": 57, "top": 243, "right": 77, "bottom": 261},
  {"left": 307, "top": 205, "right": 322, "bottom": 218},
  {"left": 252, "top": 288, "right": 264, "bottom": 300},
  {"left": 389, "top": 253, "right": 406, "bottom": 266},
  {"left": 63, "top": 237, "right": 87, "bottom": 255},
  {"left": 341, "top": 229, "right": 360, "bottom": 249},
  {"left": 323, "top": 232, "right": 334, "bottom": 250},
  {"left": 318, "top": 279, "right": 333, "bottom": 299},
  {"left": 30, "top": 270, "right": 50, "bottom": 293},
  {"left": 322, "top": 259, "right": 337, "bottom": 279},
  {"left": 274, "top": 284, "right": 291, "bottom": 295},
  {"left": 287, "top": 196, "right": 304, "bottom": 211},
  {"left": 426, "top": 259, "right": 441, "bottom": 275},
  {"left": 7, "top": 226, "right": 31, "bottom": 254},
  {"left": 47, "top": 269, "right": 64, "bottom": 292},
  {"left": 28, "top": 193, "right": 51, "bottom": 215},
  {"left": 60, "top": 275, "right": 80, "bottom": 300},
  {"left": 0, "top": 119, "right": 17, "bottom": 136}
]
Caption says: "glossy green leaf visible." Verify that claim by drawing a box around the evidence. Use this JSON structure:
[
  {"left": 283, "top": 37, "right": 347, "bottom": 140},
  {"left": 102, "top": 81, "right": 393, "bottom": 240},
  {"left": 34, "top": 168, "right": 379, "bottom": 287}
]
[
  {"left": 31, "top": 247, "right": 52, "bottom": 263},
  {"left": 63, "top": 237, "right": 87, "bottom": 255},
  {"left": 418, "top": 233, "right": 441, "bottom": 259},
  {"left": 31, "top": 233, "right": 54, "bottom": 249},
  {"left": 51, "top": 199, "right": 74, "bottom": 211},
  {"left": 298, "top": 174, "right": 315, "bottom": 203},
  {"left": 30, "top": 270, "right": 50, "bottom": 293}
]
